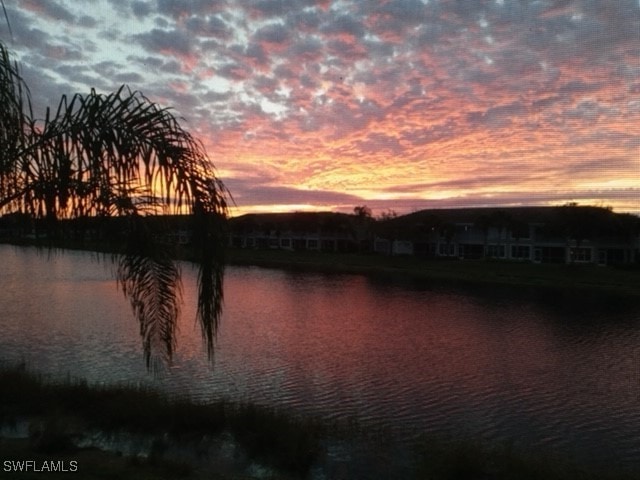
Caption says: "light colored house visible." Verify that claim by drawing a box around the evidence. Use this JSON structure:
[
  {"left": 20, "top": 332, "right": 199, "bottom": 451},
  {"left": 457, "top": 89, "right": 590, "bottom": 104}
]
[
  {"left": 392, "top": 239, "right": 414, "bottom": 256},
  {"left": 227, "top": 207, "right": 639, "bottom": 266},
  {"left": 228, "top": 212, "right": 363, "bottom": 253},
  {"left": 372, "top": 206, "right": 639, "bottom": 266}
]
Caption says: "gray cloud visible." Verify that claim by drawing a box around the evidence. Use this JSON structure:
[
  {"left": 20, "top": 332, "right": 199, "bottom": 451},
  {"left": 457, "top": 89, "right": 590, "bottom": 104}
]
[
  {"left": 22, "top": 0, "right": 75, "bottom": 23},
  {"left": 185, "top": 15, "right": 232, "bottom": 39},
  {"left": 363, "top": 188, "right": 640, "bottom": 214},
  {"left": 227, "top": 182, "right": 363, "bottom": 207},
  {"left": 559, "top": 80, "right": 604, "bottom": 96},
  {"left": 131, "top": 1, "right": 153, "bottom": 18},
  {"left": 77, "top": 15, "right": 98, "bottom": 28},
  {"left": 217, "top": 62, "right": 252, "bottom": 80},
  {"left": 321, "top": 14, "right": 366, "bottom": 39},
  {"left": 156, "top": 0, "right": 228, "bottom": 19},
  {"left": 287, "top": 36, "right": 323, "bottom": 62},
  {"left": 246, "top": 0, "right": 318, "bottom": 19},
  {"left": 254, "top": 23, "right": 289, "bottom": 44},
  {"left": 466, "top": 102, "right": 527, "bottom": 129},
  {"left": 134, "top": 28, "right": 193, "bottom": 56},
  {"left": 3, "top": 0, "right": 638, "bottom": 215}
]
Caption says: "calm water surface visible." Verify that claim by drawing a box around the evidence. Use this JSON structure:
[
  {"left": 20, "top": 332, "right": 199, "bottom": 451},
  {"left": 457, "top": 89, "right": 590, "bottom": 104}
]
[{"left": 1, "top": 245, "right": 640, "bottom": 470}]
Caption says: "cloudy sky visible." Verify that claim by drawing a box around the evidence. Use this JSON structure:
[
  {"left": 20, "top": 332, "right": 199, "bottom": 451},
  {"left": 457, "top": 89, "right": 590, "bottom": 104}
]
[{"left": 1, "top": 0, "right": 638, "bottom": 215}]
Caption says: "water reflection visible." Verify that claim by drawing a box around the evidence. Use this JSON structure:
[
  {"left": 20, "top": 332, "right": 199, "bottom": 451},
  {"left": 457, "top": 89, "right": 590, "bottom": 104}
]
[{"left": 1, "top": 245, "right": 640, "bottom": 471}]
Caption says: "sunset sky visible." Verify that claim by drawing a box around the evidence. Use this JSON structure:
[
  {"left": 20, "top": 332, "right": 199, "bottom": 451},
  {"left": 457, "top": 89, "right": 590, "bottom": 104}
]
[{"left": 1, "top": 0, "right": 638, "bottom": 216}]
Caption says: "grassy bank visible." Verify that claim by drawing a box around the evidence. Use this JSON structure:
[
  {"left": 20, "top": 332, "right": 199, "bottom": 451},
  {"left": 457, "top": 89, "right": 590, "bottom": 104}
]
[
  {"left": 4, "top": 240, "right": 638, "bottom": 297},
  {"left": 412, "top": 436, "right": 638, "bottom": 480},
  {"left": 227, "top": 248, "right": 640, "bottom": 297},
  {"left": 1, "top": 365, "right": 638, "bottom": 479},
  {"left": 0, "top": 437, "right": 211, "bottom": 480},
  {"left": 0, "top": 364, "right": 322, "bottom": 479}
]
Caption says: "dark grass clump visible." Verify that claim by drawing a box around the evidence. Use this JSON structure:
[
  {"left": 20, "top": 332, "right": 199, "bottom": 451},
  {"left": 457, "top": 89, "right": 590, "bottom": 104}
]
[
  {"left": 0, "top": 363, "right": 47, "bottom": 420},
  {"left": 5, "top": 365, "right": 640, "bottom": 478},
  {"left": 226, "top": 402, "right": 324, "bottom": 474},
  {"left": 413, "top": 435, "right": 639, "bottom": 480},
  {"left": 0, "top": 364, "right": 324, "bottom": 477}
]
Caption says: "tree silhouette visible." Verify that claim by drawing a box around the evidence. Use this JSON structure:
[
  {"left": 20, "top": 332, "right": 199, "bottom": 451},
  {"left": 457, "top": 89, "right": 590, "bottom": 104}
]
[
  {"left": 0, "top": 37, "right": 228, "bottom": 369},
  {"left": 353, "top": 205, "right": 372, "bottom": 219}
]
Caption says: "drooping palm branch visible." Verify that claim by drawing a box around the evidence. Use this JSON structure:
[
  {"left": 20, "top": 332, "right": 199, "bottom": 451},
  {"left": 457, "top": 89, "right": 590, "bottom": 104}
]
[
  {"left": 0, "top": 38, "right": 229, "bottom": 369},
  {"left": 0, "top": 41, "right": 31, "bottom": 210}
]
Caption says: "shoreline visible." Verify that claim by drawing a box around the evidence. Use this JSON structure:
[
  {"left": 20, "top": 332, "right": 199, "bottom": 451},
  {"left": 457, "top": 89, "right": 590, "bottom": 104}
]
[
  {"left": 226, "top": 248, "right": 640, "bottom": 297},
  {"left": 2, "top": 241, "right": 639, "bottom": 297},
  {"left": 2, "top": 365, "right": 637, "bottom": 480}
]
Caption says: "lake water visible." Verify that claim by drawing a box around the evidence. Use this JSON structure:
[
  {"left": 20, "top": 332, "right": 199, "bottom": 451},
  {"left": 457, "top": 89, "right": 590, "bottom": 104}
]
[{"left": 1, "top": 244, "right": 640, "bottom": 471}]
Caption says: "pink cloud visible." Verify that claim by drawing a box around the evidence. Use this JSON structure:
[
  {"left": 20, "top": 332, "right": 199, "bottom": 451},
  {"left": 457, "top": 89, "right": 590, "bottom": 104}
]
[{"left": 10, "top": 0, "right": 638, "bottom": 214}]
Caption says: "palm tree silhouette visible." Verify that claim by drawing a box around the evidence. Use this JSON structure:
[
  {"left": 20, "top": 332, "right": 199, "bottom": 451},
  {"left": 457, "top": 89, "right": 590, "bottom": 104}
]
[{"left": 0, "top": 26, "right": 228, "bottom": 369}]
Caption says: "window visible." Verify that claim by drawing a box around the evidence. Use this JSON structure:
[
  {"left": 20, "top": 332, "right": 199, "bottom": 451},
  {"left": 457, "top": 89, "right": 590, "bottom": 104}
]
[
  {"left": 511, "top": 245, "right": 530, "bottom": 260},
  {"left": 570, "top": 247, "right": 592, "bottom": 263},
  {"left": 280, "top": 238, "right": 291, "bottom": 248},
  {"left": 439, "top": 243, "right": 455, "bottom": 256},
  {"left": 307, "top": 239, "right": 318, "bottom": 249},
  {"left": 487, "top": 245, "right": 505, "bottom": 258},
  {"left": 534, "top": 248, "right": 542, "bottom": 263},
  {"left": 374, "top": 239, "right": 390, "bottom": 254}
]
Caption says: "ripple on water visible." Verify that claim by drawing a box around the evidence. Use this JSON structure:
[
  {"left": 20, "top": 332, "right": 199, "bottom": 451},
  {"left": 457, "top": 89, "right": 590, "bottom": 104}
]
[{"left": 1, "top": 245, "right": 640, "bottom": 471}]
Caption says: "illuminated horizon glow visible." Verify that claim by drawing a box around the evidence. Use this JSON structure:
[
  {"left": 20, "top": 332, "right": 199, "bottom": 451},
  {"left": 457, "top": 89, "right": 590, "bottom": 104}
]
[{"left": 2, "top": 1, "right": 638, "bottom": 217}]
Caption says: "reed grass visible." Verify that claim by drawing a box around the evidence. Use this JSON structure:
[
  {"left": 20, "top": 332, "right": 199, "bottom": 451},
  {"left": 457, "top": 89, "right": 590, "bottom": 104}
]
[
  {"left": 2, "top": 364, "right": 638, "bottom": 479},
  {"left": 0, "top": 364, "right": 322, "bottom": 477},
  {"left": 413, "top": 435, "right": 638, "bottom": 480}
]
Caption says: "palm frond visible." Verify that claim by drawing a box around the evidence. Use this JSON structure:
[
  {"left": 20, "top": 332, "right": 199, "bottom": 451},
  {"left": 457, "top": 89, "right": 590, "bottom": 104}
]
[
  {"left": 0, "top": 35, "right": 229, "bottom": 368},
  {"left": 1, "top": 0, "right": 12, "bottom": 40},
  {"left": 192, "top": 198, "right": 227, "bottom": 360},
  {"left": 116, "top": 216, "right": 182, "bottom": 370},
  {"left": 0, "top": 41, "right": 33, "bottom": 213}
]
